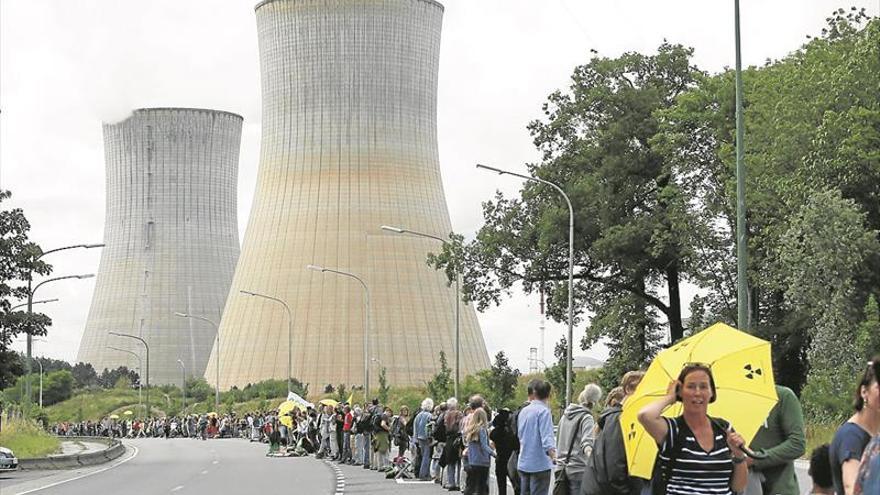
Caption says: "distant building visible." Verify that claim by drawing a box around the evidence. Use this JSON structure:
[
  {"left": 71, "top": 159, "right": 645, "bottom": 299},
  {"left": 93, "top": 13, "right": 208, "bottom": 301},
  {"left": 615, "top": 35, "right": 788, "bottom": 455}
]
[
  {"left": 572, "top": 356, "right": 605, "bottom": 371},
  {"left": 77, "top": 108, "right": 242, "bottom": 385},
  {"left": 210, "top": 0, "right": 490, "bottom": 390}
]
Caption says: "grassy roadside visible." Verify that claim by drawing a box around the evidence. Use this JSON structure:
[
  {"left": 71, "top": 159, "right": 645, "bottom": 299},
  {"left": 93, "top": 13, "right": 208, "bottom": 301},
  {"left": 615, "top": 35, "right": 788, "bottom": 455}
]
[{"left": 0, "top": 417, "right": 60, "bottom": 458}]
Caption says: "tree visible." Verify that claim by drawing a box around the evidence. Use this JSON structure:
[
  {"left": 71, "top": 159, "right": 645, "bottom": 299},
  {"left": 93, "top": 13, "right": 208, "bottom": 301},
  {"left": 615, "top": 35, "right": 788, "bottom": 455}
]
[
  {"left": 186, "top": 377, "right": 214, "bottom": 403},
  {"left": 857, "top": 295, "right": 880, "bottom": 359},
  {"left": 426, "top": 351, "right": 453, "bottom": 401},
  {"left": 0, "top": 191, "right": 52, "bottom": 377},
  {"left": 335, "top": 384, "right": 348, "bottom": 404},
  {"left": 71, "top": 362, "right": 98, "bottom": 389},
  {"left": 430, "top": 43, "right": 704, "bottom": 368},
  {"left": 544, "top": 338, "right": 572, "bottom": 410},
  {"left": 377, "top": 368, "right": 390, "bottom": 405},
  {"left": 98, "top": 366, "right": 139, "bottom": 389},
  {"left": 477, "top": 351, "right": 521, "bottom": 409},
  {"left": 0, "top": 351, "right": 23, "bottom": 389}
]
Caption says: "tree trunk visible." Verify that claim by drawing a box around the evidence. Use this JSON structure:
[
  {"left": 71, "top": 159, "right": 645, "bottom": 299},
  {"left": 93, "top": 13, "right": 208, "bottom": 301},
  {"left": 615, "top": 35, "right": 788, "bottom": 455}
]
[{"left": 666, "top": 265, "right": 684, "bottom": 343}]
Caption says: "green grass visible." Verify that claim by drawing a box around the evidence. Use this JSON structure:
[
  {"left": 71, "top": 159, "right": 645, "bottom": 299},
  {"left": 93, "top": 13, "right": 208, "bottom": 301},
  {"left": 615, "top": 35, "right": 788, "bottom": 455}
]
[
  {"left": 805, "top": 422, "right": 838, "bottom": 458},
  {"left": 0, "top": 417, "right": 60, "bottom": 459},
  {"left": 45, "top": 388, "right": 141, "bottom": 423}
]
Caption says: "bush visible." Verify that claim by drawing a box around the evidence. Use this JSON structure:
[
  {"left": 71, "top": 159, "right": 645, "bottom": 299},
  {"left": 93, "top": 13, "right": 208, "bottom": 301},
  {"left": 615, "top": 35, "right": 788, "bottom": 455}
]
[
  {"left": 0, "top": 416, "right": 60, "bottom": 458},
  {"left": 801, "top": 369, "right": 854, "bottom": 424}
]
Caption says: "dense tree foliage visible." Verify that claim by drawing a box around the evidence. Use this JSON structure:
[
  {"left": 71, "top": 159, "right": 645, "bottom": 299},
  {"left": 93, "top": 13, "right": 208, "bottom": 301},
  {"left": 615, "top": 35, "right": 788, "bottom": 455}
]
[{"left": 432, "top": 12, "right": 878, "bottom": 415}]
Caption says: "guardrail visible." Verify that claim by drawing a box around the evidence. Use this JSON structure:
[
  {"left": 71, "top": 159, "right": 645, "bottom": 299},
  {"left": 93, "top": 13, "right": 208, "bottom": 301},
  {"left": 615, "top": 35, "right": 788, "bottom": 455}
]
[{"left": 19, "top": 436, "right": 125, "bottom": 470}]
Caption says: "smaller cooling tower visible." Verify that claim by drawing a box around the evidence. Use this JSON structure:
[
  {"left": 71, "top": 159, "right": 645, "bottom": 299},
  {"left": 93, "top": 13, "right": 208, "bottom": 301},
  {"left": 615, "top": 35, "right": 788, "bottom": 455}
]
[{"left": 77, "top": 108, "right": 242, "bottom": 385}]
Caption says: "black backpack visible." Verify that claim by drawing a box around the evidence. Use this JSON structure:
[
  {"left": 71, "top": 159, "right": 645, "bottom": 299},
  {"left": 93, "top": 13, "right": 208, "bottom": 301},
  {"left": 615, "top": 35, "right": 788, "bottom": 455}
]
[
  {"left": 358, "top": 412, "right": 373, "bottom": 433},
  {"left": 581, "top": 407, "right": 637, "bottom": 495}
]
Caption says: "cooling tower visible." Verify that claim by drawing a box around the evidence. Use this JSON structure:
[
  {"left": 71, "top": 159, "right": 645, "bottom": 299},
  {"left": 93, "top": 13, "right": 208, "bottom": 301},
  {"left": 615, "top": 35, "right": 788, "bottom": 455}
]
[
  {"left": 210, "top": 0, "right": 489, "bottom": 390},
  {"left": 77, "top": 108, "right": 242, "bottom": 386}
]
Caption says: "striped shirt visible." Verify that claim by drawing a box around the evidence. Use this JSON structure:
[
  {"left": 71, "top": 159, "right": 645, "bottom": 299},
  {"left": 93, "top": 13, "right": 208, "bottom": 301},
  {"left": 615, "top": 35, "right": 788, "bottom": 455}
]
[{"left": 658, "top": 416, "right": 734, "bottom": 495}]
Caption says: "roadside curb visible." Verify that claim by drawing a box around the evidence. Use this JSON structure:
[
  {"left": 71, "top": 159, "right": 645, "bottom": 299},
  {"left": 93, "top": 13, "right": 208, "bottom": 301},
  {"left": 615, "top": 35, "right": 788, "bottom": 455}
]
[{"left": 18, "top": 436, "right": 125, "bottom": 470}]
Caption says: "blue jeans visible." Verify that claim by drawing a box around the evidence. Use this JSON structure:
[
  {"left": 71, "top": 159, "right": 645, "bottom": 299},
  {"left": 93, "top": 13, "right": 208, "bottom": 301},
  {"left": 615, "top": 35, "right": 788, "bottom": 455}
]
[
  {"left": 520, "top": 469, "right": 552, "bottom": 495},
  {"left": 362, "top": 433, "right": 371, "bottom": 466},
  {"left": 447, "top": 460, "right": 460, "bottom": 487},
  {"left": 417, "top": 438, "right": 432, "bottom": 479}
]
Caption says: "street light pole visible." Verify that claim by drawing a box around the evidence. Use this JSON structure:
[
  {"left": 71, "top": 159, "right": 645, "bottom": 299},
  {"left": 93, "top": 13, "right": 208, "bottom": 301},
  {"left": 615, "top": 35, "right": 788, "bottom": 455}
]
[
  {"left": 107, "top": 346, "right": 143, "bottom": 409},
  {"left": 25, "top": 272, "right": 95, "bottom": 410},
  {"left": 177, "top": 359, "right": 186, "bottom": 411},
  {"left": 381, "top": 225, "right": 461, "bottom": 400},
  {"left": 23, "top": 244, "right": 103, "bottom": 409},
  {"left": 307, "top": 265, "right": 371, "bottom": 400},
  {"left": 734, "top": 0, "right": 750, "bottom": 331},
  {"left": 174, "top": 312, "right": 220, "bottom": 411},
  {"left": 109, "top": 332, "right": 150, "bottom": 417},
  {"left": 239, "top": 291, "right": 293, "bottom": 394},
  {"left": 476, "top": 163, "right": 576, "bottom": 406}
]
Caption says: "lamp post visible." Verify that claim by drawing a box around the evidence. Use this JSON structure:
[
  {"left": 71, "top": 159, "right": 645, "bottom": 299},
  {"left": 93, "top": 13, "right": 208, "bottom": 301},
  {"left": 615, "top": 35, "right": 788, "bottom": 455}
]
[
  {"left": 107, "top": 346, "right": 143, "bottom": 409},
  {"left": 174, "top": 312, "right": 220, "bottom": 411},
  {"left": 307, "top": 264, "right": 371, "bottom": 400},
  {"left": 176, "top": 359, "right": 186, "bottom": 411},
  {"left": 108, "top": 332, "right": 150, "bottom": 417},
  {"left": 25, "top": 273, "right": 95, "bottom": 410},
  {"left": 381, "top": 225, "right": 461, "bottom": 400},
  {"left": 239, "top": 291, "right": 293, "bottom": 394},
  {"left": 733, "top": 0, "right": 750, "bottom": 331},
  {"left": 24, "top": 243, "right": 103, "bottom": 409},
  {"left": 476, "top": 163, "right": 576, "bottom": 406}
]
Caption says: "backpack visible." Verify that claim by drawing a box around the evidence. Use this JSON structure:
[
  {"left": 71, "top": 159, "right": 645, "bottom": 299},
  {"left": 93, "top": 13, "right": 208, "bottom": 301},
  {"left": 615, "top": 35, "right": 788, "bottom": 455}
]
[
  {"left": 581, "top": 407, "right": 635, "bottom": 495},
  {"left": 371, "top": 412, "right": 383, "bottom": 431},
  {"left": 391, "top": 416, "right": 402, "bottom": 438},
  {"left": 358, "top": 412, "right": 373, "bottom": 433},
  {"left": 432, "top": 414, "right": 447, "bottom": 442}
]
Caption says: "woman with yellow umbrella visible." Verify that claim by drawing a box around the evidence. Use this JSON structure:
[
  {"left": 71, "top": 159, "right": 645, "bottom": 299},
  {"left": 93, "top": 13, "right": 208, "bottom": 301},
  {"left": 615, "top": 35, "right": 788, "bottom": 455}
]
[{"left": 638, "top": 363, "right": 748, "bottom": 495}]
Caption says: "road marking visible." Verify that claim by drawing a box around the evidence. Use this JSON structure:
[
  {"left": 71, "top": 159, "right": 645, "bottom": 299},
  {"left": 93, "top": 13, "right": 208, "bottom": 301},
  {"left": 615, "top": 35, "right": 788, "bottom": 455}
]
[
  {"left": 323, "top": 459, "right": 345, "bottom": 494},
  {"left": 200, "top": 470, "right": 209, "bottom": 475},
  {"left": 170, "top": 485, "right": 184, "bottom": 492},
  {"left": 211, "top": 460, "right": 219, "bottom": 465},
  {"left": 13, "top": 445, "right": 140, "bottom": 495}
]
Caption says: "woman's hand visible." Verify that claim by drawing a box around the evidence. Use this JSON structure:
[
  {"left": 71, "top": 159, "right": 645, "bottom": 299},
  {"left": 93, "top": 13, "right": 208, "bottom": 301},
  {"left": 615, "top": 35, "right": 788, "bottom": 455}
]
[
  {"left": 726, "top": 429, "right": 745, "bottom": 457},
  {"left": 666, "top": 380, "right": 679, "bottom": 402}
]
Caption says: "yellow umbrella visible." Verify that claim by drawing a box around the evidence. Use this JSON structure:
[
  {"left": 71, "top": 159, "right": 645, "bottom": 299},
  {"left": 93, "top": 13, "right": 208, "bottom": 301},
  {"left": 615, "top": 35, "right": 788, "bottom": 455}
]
[
  {"left": 123, "top": 410, "right": 134, "bottom": 416},
  {"left": 620, "top": 322, "right": 778, "bottom": 479},
  {"left": 278, "top": 400, "right": 305, "bottom": 415},
  {"left": 207, "top": 412, "right": 218, "bottom": 418},
  {"left": 109, "top": 414, "right": 119, "bottom": 419},
  {"left": 319, "top": 398, "right": 338, "bottom": 407}
]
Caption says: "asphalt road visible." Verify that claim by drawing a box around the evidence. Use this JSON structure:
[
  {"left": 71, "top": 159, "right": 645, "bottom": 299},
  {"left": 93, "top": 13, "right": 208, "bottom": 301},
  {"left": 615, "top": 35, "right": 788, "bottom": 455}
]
[
  {"left": 0, "top": 439, "right": 816, "bottom": 495},
  {"left": 0, "top": 438, "right": 336, "bottom": 495}
]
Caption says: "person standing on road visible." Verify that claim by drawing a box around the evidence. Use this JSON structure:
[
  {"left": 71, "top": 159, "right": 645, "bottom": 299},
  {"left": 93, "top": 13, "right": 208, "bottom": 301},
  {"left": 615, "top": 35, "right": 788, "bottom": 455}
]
[
  {"left": 415, "top": 397, "right": 435, "bottom": 480},
  {"left": 464, "top": 407, "right": 495, "bottom": 495},
  {"left": 517, "top": 379, "right": 557, "bottom": 495},
  {"left": 490, "top": 408, "right": 517, "bottom": 495},
  {"left": 342, "top": 405, "right": 353, "bottom": 463},
  {"left": 831, "top": 357, "right": 880, "bottom": 495},
  {"left": 555, "top": 383, "right": 601, "bottom": 495},
  {"left": 744, "top": 384, "right": 806, "bottom": 495}
]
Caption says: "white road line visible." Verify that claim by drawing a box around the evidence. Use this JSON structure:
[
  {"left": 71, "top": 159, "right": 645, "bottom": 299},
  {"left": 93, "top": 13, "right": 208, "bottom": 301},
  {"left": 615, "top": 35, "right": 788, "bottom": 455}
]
[
  {"left": 170, "top": 485, "right": 184, "bottom": 492},
  {"left": 200, "top": 470, "right": 209, "bottom": 475},
  {"left": 13, "top": 446, "right": 140, "bottom": 495}
]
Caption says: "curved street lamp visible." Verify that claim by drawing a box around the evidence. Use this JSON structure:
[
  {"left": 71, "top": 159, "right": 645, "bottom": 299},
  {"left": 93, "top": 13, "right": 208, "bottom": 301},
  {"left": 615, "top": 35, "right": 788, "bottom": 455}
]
[
  {"left": 238, "top": 291, "right": 293, "bottom": 394},
  {"left": 176, "top": 359, "right": 186, "bottom": 411},
  {"left": 381, "top": 225, "right": 462, "bottom": 400},
  {"left": 477, "top": 163, "right": 576, "bottom": 406},
  {"left": 108, "top": 331, "right": 150, "bottom": 417},
  {"left": 24, "top": 273, "right": 95, "bottom": 409},
  {"left": 174, "top": 312, "right": 220, "bottom": 411},
  {"left": 307, "top": 264, "right": 372, "bottom": 399},
  {"left": 107, "top": 345, "right": 143, "bottom": 409}
]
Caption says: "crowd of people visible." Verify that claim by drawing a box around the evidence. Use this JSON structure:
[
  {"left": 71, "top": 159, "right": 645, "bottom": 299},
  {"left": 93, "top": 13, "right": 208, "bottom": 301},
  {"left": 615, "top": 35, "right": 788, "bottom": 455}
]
[{"left": 44, "top": 356, "right": 880, "bottom": 495}]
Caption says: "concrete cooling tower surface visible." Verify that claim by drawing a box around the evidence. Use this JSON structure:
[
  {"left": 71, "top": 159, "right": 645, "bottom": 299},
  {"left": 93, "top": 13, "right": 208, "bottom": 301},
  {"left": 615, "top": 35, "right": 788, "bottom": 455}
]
[
  {"left": 77, "top": 108, "right": 242, "bottom": 386},
  {"left": 211, "top": 0, "right": 489, "bottom": 391}
]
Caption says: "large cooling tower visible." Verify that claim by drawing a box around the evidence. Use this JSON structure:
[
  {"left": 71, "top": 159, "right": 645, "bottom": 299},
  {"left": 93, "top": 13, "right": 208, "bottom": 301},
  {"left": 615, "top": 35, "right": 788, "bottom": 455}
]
[
  {"left": 210, "top": 0, "right": 489, "bottom": 390},
  {"left": 77, "top": 108, "right": 242, "bottom": 385}
]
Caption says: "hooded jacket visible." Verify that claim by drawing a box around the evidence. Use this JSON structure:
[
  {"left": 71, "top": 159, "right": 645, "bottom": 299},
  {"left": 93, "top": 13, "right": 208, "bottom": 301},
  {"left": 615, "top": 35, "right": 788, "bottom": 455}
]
[{"left": 555, "top": 403, "right": 597, "bottom": 476}]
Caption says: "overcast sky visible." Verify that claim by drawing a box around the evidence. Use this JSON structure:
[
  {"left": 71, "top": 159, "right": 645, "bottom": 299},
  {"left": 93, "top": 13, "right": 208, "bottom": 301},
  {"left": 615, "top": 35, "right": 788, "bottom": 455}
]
[{"left": 1, "top": 0, "right": 873, "bottom": 374}]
